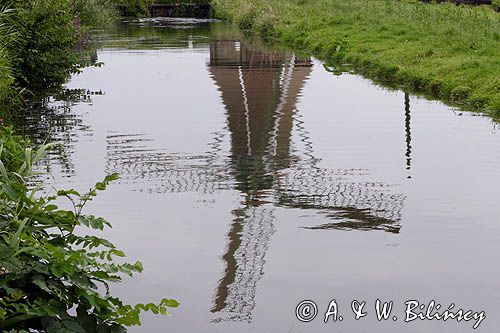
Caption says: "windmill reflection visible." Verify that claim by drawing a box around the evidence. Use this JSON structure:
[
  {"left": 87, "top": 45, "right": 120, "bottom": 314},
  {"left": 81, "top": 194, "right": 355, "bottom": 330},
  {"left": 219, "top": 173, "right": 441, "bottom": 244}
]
[
  {"left": 104, "top": 38, "right": 406, "bottom": 323},
  {"left": 208, "top": 40, "right": 313, "bottom": 322}
]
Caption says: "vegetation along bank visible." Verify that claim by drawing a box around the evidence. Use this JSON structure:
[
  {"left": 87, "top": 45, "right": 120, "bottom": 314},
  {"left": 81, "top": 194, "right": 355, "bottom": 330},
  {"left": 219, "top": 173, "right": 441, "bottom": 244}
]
[
  {"left": 0, "top": 0, "right": 118, "bottom": 118},
  {"left": 1, "top": 1, "right": 179, "bottom": 331},
  {"left": 212, "top": 0, "right": 500, "bottom": 115}
]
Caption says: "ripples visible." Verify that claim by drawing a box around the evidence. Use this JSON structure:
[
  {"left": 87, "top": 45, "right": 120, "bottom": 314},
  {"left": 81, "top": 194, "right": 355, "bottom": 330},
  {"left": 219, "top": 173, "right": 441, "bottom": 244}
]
[
  {"left": 106, "top": 132, "right": 233, "bottom": 194},
  {"left": 16, "top": 89, "right": 95, "bottom": 177},
  {"left": 127, "top": 17, "right": 220, "bottom": 28},
  {"left": 23, "top": 25, "right": 412, "bottom": 325},
  {"left": 96, "top": 37, "right": 408, "bottom": 323},
  {"left": 102, "top": 18, "right": 220, "bottom": 52}
]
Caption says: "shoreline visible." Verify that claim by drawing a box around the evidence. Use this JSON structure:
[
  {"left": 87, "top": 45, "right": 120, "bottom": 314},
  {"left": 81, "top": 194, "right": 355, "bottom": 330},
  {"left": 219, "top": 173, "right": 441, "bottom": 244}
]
[{"left": 212, "top": 0, "right": 500, "bottom": 117}]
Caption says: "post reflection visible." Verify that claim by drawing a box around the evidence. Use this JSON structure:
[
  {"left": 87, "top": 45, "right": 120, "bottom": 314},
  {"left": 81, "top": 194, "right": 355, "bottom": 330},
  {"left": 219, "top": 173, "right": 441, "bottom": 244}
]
[{"left": 405, "top": 92, "right": 412, "bottom": 179}]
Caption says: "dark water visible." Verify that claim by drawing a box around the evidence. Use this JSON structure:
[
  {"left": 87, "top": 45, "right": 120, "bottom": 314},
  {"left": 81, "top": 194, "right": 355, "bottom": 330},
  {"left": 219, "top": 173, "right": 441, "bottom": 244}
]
[{"left": 18, "top": 19, "right": 500, "bottom": 332}]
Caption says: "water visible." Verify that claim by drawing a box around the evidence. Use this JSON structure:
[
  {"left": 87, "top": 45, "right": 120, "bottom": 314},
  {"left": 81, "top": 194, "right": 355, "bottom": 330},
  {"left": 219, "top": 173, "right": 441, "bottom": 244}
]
[{"left": 18, "top": 19, "right": 500, "bottom": 332}]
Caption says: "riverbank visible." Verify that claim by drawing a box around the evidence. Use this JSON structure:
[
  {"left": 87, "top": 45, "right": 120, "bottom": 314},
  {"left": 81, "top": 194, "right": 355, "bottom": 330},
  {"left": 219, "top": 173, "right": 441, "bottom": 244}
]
[{"left": 212, "top": 0, "right": 500, "bottom": 116}]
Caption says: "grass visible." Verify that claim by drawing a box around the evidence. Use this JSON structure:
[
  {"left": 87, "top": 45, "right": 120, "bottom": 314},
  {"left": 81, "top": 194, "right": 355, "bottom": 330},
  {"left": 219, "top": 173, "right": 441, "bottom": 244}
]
[
  {"left": 212, "top": 0, "right": 500, "bottom": 115},
  {"left": 0, "top": 42, "right": 12, "bottom": 105},
  {"left": 0, "top": 9, "right": 14, "bottom": 105}
]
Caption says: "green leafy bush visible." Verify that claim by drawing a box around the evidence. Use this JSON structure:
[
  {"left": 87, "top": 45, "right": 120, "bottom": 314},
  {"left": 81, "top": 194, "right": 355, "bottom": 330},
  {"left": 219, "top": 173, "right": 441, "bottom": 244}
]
[
  {"left": 71, "top": 0, "right": 116, "bottom": 31},
  {"left": 0, "top": 0, "right": 115, "bottom": 93},
  {"left": 9, "top": 0, "right": 79, "bottom": 88},
  {"left": 0, "top": 126, "right": 179, "bottom": 332}
]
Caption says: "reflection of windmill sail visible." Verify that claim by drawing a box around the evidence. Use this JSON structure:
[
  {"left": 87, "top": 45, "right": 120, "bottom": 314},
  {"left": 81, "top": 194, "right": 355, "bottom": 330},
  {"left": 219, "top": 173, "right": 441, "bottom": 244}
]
[
  {"left": 20, "top": 90, "right": 94, "bottom": 176},
  {"left": 276, "top": 167, "right": 405, "bottom": 233},
  {"left": 212, "top": 206, "right": 275, "bottom": 323},
  {"left": 105, "top": 133, "right": 231, "bottom": 194}
]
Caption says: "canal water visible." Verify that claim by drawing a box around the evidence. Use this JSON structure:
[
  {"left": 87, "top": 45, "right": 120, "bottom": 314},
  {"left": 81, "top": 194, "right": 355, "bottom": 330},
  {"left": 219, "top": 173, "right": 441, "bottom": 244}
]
[{"left": 18, "top": 19, "right": 500, "bottom": 332}]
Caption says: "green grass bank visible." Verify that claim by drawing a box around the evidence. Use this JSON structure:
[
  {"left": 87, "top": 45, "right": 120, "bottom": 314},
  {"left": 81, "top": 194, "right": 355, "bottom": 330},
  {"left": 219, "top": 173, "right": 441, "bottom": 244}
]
[{"left": 213, "top": 0, "right": 500, "bottom": 115}]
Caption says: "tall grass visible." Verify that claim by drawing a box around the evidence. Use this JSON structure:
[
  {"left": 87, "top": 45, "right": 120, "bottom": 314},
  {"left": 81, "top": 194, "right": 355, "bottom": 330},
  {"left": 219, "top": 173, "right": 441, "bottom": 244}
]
[
  {"left": 0, "top": 9, "right": 14, "bottom": 104},
  {"left": 213, "top": 0, "right": 500, "bottom": 115}
]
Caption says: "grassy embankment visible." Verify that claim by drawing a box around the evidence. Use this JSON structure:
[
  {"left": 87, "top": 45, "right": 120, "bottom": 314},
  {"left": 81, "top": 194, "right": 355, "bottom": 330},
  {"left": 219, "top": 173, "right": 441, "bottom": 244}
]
[{"left": 213, "top": 0, "right": 500, "bottom": 115}]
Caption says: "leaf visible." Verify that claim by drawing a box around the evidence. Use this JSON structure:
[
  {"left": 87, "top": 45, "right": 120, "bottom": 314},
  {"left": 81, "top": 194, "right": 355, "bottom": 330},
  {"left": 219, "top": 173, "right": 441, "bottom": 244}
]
[
  {"left": 0, "top": 257, "right": 22, "bottom": 273},
  {"left": 34, "top": 143, "right": 54, "bottom": 164},
  {"left": 45, "top": 204, "right": 58, "bottom": 211},
  {"left": 10, "top": 218, "right": 28, "bottom": 250},
  {"left": 104, "top": 173, "right": 120, "bottom": 183},
  {"left": 79, "top": 216, "right": 111, "bottom": 231},
  {"left": 61, "top": 319, "right": 86, "bottom": 333},
  {"left": 0, "top": 159, "right": 8, "bottom": 181},
  {"left": 32, "top": 275, "right": 51, "bottom": 293},
  {"left": 0, "top": 183, "right": 20, "bottom": 201},
  {"left": 57, "top": 189, "right": 81, "bottom": 197},
  {"left": 24, "top": 147, "right": 33, "bottom": 170},
  {"left": 162, "top": 299, "right": 180, "bottom": 308},
  {"left": 0, "top": 244, "right": 14, "bottom": 260}
]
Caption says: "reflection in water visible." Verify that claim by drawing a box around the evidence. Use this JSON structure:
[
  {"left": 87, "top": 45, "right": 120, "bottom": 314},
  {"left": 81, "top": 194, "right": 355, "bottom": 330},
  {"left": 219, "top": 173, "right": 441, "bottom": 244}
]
[
  {"left": 103, "top": 38, "right": 406, "bottom": 322},
  {"left": 14, "top": 19, "right": 500, "bottom": 331},
  {"left": 14, "top": 89, "right": 96, "bottom": 176},
  {"left": 208, "top": 40, "right": 311, "bottom": 322},
  {"left": 405, "top": 92, "right": 412, "bottom": 178}
]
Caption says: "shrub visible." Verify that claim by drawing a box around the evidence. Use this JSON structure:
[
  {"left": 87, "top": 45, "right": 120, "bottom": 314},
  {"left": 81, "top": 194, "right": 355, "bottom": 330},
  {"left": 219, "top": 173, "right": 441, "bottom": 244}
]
[
  {"left": 0, "top": 0, "right": 115, "bottom": 92},
  {"left": 71, "top": 0, "right": 117, "bottom": 31},
  {"left": 8, "top": 0, "right": 79, "bottom": 88}
]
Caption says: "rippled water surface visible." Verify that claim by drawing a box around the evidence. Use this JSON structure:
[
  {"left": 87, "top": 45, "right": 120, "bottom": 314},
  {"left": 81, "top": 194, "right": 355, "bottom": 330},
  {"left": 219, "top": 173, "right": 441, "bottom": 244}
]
[{"left": 18, "top": 19, "right": 500, "bottom": 332}]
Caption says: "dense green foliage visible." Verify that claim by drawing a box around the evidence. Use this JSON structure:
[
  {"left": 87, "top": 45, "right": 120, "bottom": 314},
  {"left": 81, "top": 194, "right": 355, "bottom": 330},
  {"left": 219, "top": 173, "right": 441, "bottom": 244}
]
[
  {"left": 10, "top": 0, "right": 79, "bottom": 88},
  {"left": 114, "top": 0, "right": 210, "bottom": 17},
  {"left": 0, "top": 127, "right": 179, "bottom": 332},
  {"left": 213, "top": 0, "right": 500, "bottom": 115},
  {"left": 114, "top": 0, "right": 152, "bottom": 17},
  {"left": 0, "top": 0, "right": 115, "bottom": 110}
]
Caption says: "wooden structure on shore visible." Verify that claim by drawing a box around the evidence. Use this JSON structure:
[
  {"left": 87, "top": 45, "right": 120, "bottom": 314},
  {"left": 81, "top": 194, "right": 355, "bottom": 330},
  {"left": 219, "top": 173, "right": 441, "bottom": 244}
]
[
  {"left": 149, "top": 3, "right": 212, "bottom": 18},
  {"left": 117, "top": 3, "right": 212, "bottom": 18}
]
